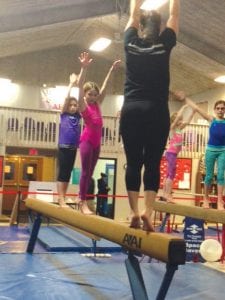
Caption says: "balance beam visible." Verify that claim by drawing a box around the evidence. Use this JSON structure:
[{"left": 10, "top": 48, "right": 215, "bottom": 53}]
[
  {"left": 26, "top": 198, "right": 186, "bottom": 300},
  {"left": 154, "top": 201, "right": 225, "bottom": 224},
  {"left": 25, "top": 198, "right": 185, "bottom": 265}
]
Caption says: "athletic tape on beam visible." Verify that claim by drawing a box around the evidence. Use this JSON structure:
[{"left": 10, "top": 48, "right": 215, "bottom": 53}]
[
  {"left": 25, "top": 198, "right": 186, "bottom": 265},
  {"left": 154, "top": 201, "right": 225, "bottom": 224}
]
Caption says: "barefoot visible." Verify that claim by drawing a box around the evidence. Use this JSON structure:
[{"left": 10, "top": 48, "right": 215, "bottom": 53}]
[
  {"left": 217, "top": 201, "right": 224, "bottom": 210},
  {"left": 202, "top": 199, "right": 210, "bottom": 209},
  {"left": 159, "top": 196, "right": 167, "bottom": 202},
  {"left": 167, "top": 194, "right": 174, "bottom": 203},
  {"left": 79, "top": 201, "right": 94, "bottom": 215},
  {"left": 130, "top": 216, "right": 141, "bottom": 229},
  {"left": 58, "top": 197, "right": 68, "bottom": 208},
  {"left": 167, "top": 199, "right": 175, "bottom": 204},
  {"left": 141, "top": 214, "right": 154, "bottom": 232}
]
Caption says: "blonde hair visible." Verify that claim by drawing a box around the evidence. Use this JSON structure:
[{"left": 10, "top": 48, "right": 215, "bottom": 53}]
[{"left": 83, "top": 81, "right": 100, "bottom": 94}]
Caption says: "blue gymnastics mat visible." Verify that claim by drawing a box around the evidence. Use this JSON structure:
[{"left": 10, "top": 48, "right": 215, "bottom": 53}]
[
  {"left": 35, "top": 225, "right": 122, "bottom": 252},
  {"left": 0, "top": 253, "right": 224, "bottom": 300}
]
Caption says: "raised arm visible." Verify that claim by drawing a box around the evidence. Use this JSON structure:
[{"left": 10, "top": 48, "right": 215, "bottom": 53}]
[
  {"left": 66, "top": 73, "right": 78, "bottom": 98},
  {"left": 182, "top": 107, "right": 196, "bottom": 128},
  {"left": 125, "top": 0, "right": 142, "bottom": 31},
  {"left": 166, "top": 0, "right": 180, "bottom": 35},
  {"left": 98, "top": 60, "right": 121, "bottom": 104},
  {"left": 77, "top": 52, "right": 93, "bottom": 112},
  {"left": 170, "top": 104, "right": 187, "bottom": 130},
  {"left": 174, "top": 91, "right": 213, "bottom": 123},
  {"left": 176, "top": 105, "right": 195, "bottom": 130}
]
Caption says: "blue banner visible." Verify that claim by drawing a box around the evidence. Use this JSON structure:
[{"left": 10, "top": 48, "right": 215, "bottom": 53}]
[{"left": 183, "top": 217, "right": 205, "bottom": 261}]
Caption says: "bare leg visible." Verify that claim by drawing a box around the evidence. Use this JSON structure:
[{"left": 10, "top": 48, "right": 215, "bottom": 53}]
[
  {"left": 161, "top": 177, "right": 167, "bottom": 199},
  {"left": 203, "top": 184, "right": 210, "bottom": 208},
  {"left": 141, "top": 190, "right": 155, "bottom": 232},
  {"left": 57, "top": 181, "right": 69, "bottom": 207},
  {"left": 217, "top": 185, "right": 224, "bottom": 210},
  {"left": 127, "top": 191, "right": 141, "bottom": 228},
  {"left": 164, "top": 178, "right": 173, "bottom": 202}
]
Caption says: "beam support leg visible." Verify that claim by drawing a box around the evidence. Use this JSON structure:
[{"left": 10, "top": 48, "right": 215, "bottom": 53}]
[
  {"left": 159, "top": 213, "right": 170, "bottom": 232},
  {"left": 27, "top": 213, "right": 42, "bottom": 253},
  {"left": 156, "top": 263, "right": 178, "bottom": 300},
  {"left": 220, "top": 224, "right": 225, "bottom": 262},
  {"left": 125, "top": 252, "right": 148, "bottom": 300},
  {"left": 92, "top": 239, "right": 97, "bottom": 257}
]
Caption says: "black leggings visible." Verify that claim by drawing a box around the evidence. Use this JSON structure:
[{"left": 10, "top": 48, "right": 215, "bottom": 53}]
[
  {"left": 120, "top": 100, "right": 170, "bottom": 192},
  {"left": 57, "top": 147, "right": 77, "bottom": 182}
]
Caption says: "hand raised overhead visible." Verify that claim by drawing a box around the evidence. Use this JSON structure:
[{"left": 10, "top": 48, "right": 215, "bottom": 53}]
[
  {"left": 173, "top": 90, "right": 186, "bottom": 102},
  {"left": 78, "top": 52, "right": 93, "bottom": 68},
  {"left": 111, "top": 59, "right": 122, "bottom": 70},
  {"left": 69, "top": 73, "right": 78, "bottom": 85}
]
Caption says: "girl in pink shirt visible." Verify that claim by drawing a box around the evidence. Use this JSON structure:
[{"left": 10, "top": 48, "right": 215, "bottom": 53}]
[
  {"left": 77, "top": 52, "right": 121, "bottom": 214},
  {"left": 161, "top": 104, "right": 195, "bottom": 202}
]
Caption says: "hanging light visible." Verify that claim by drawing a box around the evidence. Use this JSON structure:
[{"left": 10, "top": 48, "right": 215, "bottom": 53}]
[
  {"left": 214, "top": 75, "right": 225, "bottom": 84},
  {"left": 0, "top": 77, "right": 19, "bottom": 103},
  {"left": 141, "top": 0, "right": 168, "bottom": 11},
  {"left": 0, "top": 77, "right": 11, "bottom": 85},
  {"left": 89, "top": 37, "right": 112, "bottom": 52}
]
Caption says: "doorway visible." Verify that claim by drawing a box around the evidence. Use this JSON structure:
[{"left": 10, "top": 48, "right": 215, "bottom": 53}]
[
  {"left": 2, "top": 156, "right": 43, "bottom": 214},
  {"left": 93, "top": 157, "right": 117, "bottom": 219}
]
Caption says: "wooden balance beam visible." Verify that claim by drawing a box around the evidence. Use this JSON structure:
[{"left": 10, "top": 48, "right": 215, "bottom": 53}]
[
  {"left": 25, "top": 198, "right": 186, "bottom": 300},
  {"left": 153, "top": 201, "right": 225, "bottom": 224},
  {"left": 25, "top": 198, "right": 185, "bottom": 264}
]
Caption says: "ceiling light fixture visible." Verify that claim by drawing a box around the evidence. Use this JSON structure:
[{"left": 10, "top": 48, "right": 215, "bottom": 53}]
[
  {"left": 0, "top": 78, "right": 11, "bottom": 85},
  {"left": 89, "top": 37, "right": 112, "bottom": 52},
  {"left": 141, "top": 0, "right": 168, "bottom": 10},
  {"left": 214, "top": 75, "right": 225, "bottom": 84}
]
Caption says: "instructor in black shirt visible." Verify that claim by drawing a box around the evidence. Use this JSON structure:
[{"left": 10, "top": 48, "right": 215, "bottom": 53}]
[{"left": 120, "top": 0, "right": 180, "bottom": 231}]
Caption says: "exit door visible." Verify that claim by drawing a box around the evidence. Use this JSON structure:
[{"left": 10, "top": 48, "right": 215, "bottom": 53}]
[{"left": 2, "top": 156, "right": 42, "bottom": 213}]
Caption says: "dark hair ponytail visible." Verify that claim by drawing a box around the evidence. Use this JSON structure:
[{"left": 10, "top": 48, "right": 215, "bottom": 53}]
[{"left": 140, "top": 10, "right": 161, "bottom": 44}]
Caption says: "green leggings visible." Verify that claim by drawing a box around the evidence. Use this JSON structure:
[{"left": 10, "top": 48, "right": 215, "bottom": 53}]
[{"left": 204, "top": 149, "right": 225, "bottom": 186}]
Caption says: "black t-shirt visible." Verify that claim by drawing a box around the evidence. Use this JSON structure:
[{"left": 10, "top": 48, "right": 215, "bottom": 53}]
[{"left": 124, "top": 27, "right": 176, "bottom": 102}]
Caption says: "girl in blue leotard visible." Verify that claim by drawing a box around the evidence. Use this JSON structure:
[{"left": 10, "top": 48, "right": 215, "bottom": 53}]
[{"left": 175, "top": 91, "right": 225, "bottom": 210}]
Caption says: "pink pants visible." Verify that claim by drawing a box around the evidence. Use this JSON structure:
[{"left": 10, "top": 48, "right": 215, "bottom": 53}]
[
  {"left": 165, "top": 151, "right": 177, "bottom": 180},
  {"left": 79, "top": 140, "right": 100, "bottom": 200}
]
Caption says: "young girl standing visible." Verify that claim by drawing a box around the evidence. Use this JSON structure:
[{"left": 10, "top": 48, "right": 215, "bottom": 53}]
[
  {"left": 57, "top": 74, "right": 81, "bottom": 207},
  {"left": 175, "top": 91, "right": 225, "bottom": 210},
  {"left": 161, "top": 104, "right": 195, "bottom": 202},
  {"left": 77, "top": 52, "right": 121, "bottom": 214}
]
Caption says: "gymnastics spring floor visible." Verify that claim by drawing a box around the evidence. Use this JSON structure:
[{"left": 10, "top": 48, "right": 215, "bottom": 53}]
[
  {"left": 1, "top": 253, "right": 225, "bottom": 300},
  {"left": 0, "top": 225, "right": 225, "bottom": 299}
]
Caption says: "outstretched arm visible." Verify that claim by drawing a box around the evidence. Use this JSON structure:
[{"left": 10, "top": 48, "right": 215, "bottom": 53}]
[
  {"left": 170, "top": 104, "right": 188, "bottom": 130},
  {"left": 66, "top": 73, "right": 78, "bottom": 98},
  {"left": 166, "top": 0, "right": 180, "bottom": 35},
  {"left": 174, "top": 91, "right": 213, "bottom": 123},
  {"left": 176, "top": 105, "right": 196, "bottom": 130},
  {"left": 98, "top": 60, "right": 121, "bottom": 104},
  {"left": 125, "top": 0, "right": 142, "bottom": 31},
  {"left": 181, "top": 108, "right": 196, "bottom": 129},
  {"left": 77, "top": 52, "right": 93, "bottom": 112}
]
